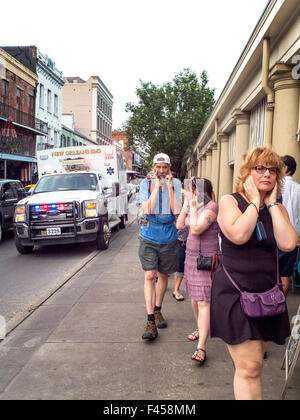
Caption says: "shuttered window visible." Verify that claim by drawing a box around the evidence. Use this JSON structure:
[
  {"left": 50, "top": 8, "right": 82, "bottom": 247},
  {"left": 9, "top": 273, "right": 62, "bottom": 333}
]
[
  {"left": 228, "top": 129, "right": 236, "bottom": 165},
  {"left": 249, "top": 98, "right": 266, "bottom": 149}
]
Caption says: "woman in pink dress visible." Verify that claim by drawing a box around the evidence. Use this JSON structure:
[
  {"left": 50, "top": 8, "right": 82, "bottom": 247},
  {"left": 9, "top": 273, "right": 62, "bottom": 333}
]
[{"left": 176, "top": 178, "right": 219, "bottom": 365}]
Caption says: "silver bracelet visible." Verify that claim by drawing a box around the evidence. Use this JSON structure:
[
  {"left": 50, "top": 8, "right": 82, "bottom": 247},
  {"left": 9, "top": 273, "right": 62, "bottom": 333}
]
[{"left": 267, "top": 202, "right": 278, "bottom": 211}]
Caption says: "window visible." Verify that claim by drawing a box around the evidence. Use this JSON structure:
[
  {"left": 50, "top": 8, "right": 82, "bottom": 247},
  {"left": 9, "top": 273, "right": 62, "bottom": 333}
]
[
  {"left": 249, "top": 98, "right": 266, "bottom": 149},
  {"left": 54, "top": 94, "right": 58, "bottom": 116},
  {"left": 1, "top": 183, "right": 16, "bottom": 200},
  {"left": 228, "top": 129, "right": 236, "bottom": 165},
  {"left": 47, "top": 89, "right": 52, "bottom": 113},
  {"left": 1, "top": 79, "right": 8, "bottom": 101},
  {"left": 54, "top": 131, "right": 58, "bottom": 147},
  {"left": 16, "top": 88, "right": 22, "bottom": 111},
  {"left": 29, "top": 95, "right": 34, "bottom": 115},
  {"left": 39, "top": 84, "right": 44, "bottom": 108},
  {"left": 11, "top": 182, "right": 25, "bottom": 200}
]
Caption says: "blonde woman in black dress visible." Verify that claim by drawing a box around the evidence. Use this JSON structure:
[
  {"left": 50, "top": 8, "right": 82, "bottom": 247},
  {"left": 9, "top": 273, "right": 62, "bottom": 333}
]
[{"left": 211, "top": 147, "right": 298, "bottom": 400}]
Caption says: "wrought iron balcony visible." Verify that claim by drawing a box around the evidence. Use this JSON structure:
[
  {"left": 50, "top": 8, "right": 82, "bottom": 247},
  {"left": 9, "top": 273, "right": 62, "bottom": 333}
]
[{"left": 0, "top": 101, "right": 48, "bottom": 135}]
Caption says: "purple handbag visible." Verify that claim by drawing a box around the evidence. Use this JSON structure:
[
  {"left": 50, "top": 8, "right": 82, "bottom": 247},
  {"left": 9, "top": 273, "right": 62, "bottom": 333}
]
[{"left": 222, "top": 251, "right": 286, "bottom": 319}]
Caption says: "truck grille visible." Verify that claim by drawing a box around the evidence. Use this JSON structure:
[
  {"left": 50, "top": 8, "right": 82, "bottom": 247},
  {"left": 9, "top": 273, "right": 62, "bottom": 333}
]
[{"left": 29, "top": 201, "right": 80, "bottom": 224}]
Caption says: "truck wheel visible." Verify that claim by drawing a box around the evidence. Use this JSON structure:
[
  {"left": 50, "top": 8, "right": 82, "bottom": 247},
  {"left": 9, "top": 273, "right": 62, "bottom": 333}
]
[
  {"left": 119, "top": 215, "right": 126, "bottom": 229},
  {"left": 96, "top": 218, "right": 110, "bottom": 250},
  {"left": 15, "top": 237, "right": 34, "bottom": 254}
]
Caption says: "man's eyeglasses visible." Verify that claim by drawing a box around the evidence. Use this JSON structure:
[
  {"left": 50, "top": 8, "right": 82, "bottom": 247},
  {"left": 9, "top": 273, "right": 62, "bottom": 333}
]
[{"left": 253, "top": 165, "right": 278, "bottom": 175}]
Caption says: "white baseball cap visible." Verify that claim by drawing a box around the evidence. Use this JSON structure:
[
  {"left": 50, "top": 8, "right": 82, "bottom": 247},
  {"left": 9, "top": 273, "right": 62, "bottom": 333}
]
[{"left": 153, "top": 153, "right": 171, "bottom": 165}]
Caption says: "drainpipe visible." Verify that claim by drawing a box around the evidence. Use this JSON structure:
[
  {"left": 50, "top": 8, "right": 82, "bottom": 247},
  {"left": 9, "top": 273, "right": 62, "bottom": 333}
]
[{"left": 262, "top": 38, "right": 275, "bottom": 147}]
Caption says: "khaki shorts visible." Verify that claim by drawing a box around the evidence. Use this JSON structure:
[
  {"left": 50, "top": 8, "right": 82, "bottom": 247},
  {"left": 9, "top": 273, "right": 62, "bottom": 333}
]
[{"left": 139, "top": 237, "right": 178, "bottom": 274}]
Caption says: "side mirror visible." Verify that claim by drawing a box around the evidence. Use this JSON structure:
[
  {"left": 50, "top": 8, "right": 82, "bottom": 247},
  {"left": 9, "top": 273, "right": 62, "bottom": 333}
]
[
  {"left": 17, "top": 189, "right": 27, "bottom": 199},
  {"left": 0, "top": 191, "right": 8, "bottom": 200}
]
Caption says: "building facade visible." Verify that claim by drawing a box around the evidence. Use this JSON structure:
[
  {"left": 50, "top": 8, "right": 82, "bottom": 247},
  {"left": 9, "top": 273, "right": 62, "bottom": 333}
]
[
  {"left": 1, "top": 46, "right": 64, "bottom": 152},
  {"left": 112, "top": 129, "right": 144, "bottom": 174},
  {"left": 61, "top": 114, "right": 98, "bottom": 147},
  {"left": 62, "top": 76, "right": 113, "bottom": 146},
  {"left": 187, "top": 0, "right": 300, "bottom": 201},
  {"left": 35, "top": 49, "right": 64, "bottom": 151},
  {"left": 0, "top": 47, "right": 47, "bottom": 183},
  {"left": 112, "top": 130, "right": 132, "bottom": 170}
]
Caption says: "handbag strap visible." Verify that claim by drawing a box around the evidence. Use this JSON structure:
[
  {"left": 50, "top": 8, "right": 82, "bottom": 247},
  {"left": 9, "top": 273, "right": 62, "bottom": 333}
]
[
  {"left": 222, "top": 248, "right": 280, "bottom": 293},
  {"left": 222, "top": 264, "right": 243, "bottom": 293}
]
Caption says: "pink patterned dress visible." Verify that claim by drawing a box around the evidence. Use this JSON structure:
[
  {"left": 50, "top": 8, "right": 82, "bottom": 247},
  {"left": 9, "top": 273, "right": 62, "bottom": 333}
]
[{"left": 184, "top": 201, "right": 219, "bottom": 302}]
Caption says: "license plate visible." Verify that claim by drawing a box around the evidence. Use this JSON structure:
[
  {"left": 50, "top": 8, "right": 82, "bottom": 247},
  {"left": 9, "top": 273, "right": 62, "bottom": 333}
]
[{"left": 46, "top": 227, "right": 61, "bottom": 236}]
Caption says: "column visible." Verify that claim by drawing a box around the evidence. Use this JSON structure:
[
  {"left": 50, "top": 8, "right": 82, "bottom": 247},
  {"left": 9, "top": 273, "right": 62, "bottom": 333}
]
[
  {"left": 232, "top": 109, "right": 250, "bottom": 191},
  {"left": 211, "top": 143, "right": 218, "bottom": 195},
  {"left": 197, "top": 161, "right": 201, "bottom": 177},
  {"left": 192, "top": 153, "right": 198, "bottom": 177},
  {"left": 205, "top": 149, "right": 212, "bottom": 181},
  {"left": 201, "top": 155, "right": 206, "bottom": 178},
  {"left": 197, "top": 148, "right": 201, "bottom": 177},
  {"left": 218, "top": 133, "right": 232, "bottom": 199},
  {"left": 271, "top": 64, "right": 300, "bottom": 181}
]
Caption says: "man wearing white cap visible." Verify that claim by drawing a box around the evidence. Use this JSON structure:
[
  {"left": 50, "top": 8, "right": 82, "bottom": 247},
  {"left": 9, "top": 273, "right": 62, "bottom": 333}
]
[{"left": 139, "top": 153, "right": 182, "bottom": 340}]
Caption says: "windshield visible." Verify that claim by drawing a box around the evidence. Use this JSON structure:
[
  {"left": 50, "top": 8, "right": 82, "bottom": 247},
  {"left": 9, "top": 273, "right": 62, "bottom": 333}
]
[{"left": 34, "top": 173, "right": 98, "bottom": 193}]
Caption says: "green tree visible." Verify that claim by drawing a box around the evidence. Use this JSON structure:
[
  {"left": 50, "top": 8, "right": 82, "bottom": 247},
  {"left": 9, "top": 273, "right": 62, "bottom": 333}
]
[{"left": 124, "top": 68, "right": 215, "bottom": 177}]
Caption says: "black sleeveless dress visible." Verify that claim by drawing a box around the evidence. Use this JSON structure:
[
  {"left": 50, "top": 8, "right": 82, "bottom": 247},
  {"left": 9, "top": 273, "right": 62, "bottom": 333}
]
[{"left": 210, "top": 193, "right": 291, "bottom": 345}]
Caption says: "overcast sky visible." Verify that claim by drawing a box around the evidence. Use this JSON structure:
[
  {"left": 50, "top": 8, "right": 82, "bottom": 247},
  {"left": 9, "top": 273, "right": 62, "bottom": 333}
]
[{"left": 1, "top": 0, "right": 269, "bottom": 129}]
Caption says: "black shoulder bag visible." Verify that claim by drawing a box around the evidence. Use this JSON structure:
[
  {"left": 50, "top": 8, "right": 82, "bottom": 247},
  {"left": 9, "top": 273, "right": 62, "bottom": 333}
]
[{"left": 197, "top": 234, "right": 218, "bottom": 272}]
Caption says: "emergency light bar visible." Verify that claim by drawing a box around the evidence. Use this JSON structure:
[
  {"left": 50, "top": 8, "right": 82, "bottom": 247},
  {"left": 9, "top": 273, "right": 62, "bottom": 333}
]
[{"left": 33, "top": 203, "right": 67, "bottom": 211}]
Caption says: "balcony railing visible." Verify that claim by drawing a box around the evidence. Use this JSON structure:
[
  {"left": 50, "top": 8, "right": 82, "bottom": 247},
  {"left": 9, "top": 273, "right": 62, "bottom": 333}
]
[{"left": 0, "top": 101, "right": 48, "bottom": 135}]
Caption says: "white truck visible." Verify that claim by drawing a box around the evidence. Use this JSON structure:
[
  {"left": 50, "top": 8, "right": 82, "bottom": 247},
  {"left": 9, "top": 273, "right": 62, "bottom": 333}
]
[{"left": 14, "top": 145, "right": 128, "bottom": 254}]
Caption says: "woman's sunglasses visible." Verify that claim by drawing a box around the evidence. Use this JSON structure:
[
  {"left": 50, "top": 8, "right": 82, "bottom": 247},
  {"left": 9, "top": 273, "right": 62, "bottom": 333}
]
[{"left": 253, "top": 165, "right": 278, "bottom": 175}]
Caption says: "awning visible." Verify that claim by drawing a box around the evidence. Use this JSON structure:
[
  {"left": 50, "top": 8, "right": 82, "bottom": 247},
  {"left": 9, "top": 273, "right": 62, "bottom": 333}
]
[{"left": 0, "top": 153, "right": 37, "bottom": 163}]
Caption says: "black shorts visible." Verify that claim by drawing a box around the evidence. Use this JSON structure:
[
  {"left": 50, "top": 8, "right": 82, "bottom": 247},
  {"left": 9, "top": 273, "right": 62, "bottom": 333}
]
[
  {"left": 279, "top": 247, "right": 298, "bottom": 277},
  {"left": 139, "top": 237, "right": 178, "bottom": 274}
]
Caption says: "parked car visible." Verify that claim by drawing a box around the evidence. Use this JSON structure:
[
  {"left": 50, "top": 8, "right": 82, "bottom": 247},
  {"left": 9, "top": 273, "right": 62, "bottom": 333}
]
[
  {"left": 25, "top": 184, "right": 36, "bottom": 194},
  {"left": 126, "top": 183, "right": 138, "bottom": 201},
  {"left": 0, "top": 179, "right": 28, "bottom": 241}
]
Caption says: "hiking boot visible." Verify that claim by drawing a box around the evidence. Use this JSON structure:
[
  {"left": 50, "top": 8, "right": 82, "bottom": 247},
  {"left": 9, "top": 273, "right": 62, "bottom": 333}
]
[
  {"left": 154, "top": 310, "right": 167, "bottom": 328},
  {"left": 142, "top": 321, "right": 158, "bottom": 340}
]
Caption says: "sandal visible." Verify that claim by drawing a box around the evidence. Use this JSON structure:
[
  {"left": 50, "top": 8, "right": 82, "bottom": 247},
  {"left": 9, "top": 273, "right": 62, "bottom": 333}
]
[
  {"left": 188, "top": 329, "right": 199, "bottom": 341},
  {"left": 192, "top": 348, "right": 206, "bottom": 365},
  {"left": 172, "top": 292, "right": 184, "bottom": 301}
]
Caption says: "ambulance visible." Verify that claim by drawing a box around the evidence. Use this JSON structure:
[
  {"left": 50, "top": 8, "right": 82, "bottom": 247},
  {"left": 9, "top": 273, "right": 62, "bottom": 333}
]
[{"left": 13, "top": 145, "right": 128, "bottom": 254}]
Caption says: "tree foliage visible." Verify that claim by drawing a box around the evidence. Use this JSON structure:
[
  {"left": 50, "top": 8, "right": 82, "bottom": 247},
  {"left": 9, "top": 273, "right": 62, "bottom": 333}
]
[{"left": 124, "top": 68, "right": 215, "bottom": 176}]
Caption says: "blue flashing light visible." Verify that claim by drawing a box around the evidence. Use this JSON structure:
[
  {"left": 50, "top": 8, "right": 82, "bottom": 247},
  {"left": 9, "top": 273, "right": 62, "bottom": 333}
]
[
  {"left": 34, "top": 205, "right": 41, "bottom": 211},
  {"left": 50, "top": 204, "right": 58, "bottom": 209}
]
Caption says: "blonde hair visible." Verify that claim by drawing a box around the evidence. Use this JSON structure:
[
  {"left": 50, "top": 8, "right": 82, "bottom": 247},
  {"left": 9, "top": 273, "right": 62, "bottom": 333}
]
[{"left": 236, "top": 147, "right": 284, "bottom": 197}]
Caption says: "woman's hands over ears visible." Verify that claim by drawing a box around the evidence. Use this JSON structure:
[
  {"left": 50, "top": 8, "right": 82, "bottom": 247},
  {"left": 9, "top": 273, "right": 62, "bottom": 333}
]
[
  {"left": 264, "top": 182, "right": 278, "bottom": 207},
  {"left": 244, "top": 176, "right": 260, "bottom": 203}
]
